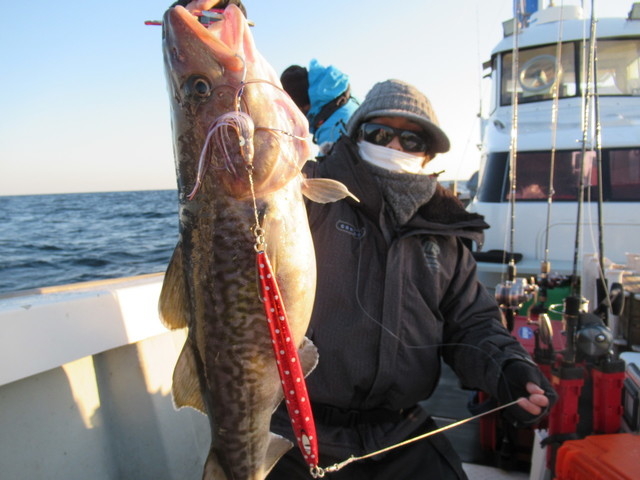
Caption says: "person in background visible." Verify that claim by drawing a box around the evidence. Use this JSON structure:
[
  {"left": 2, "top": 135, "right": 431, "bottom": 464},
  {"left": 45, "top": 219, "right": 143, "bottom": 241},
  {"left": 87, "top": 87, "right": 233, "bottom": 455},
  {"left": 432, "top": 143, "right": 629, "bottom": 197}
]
[
  {"left": 266, "top": 79, "right": 557, "bottom": 479},
  {"left": 281, "top": 59, "right": 359, "bottom": 154}
]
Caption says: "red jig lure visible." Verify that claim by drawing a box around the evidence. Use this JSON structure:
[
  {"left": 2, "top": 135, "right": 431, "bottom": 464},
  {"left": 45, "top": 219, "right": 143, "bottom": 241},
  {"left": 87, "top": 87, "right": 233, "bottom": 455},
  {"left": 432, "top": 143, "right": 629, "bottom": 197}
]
[{"left": 256, "top": 250, "right": 319, "bottom": 469}]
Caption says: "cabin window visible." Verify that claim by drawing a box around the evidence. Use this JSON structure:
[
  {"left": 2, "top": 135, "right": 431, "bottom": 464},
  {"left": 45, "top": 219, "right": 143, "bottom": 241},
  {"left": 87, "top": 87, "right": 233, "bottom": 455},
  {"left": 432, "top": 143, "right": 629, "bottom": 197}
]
[
  {"left": 609, "top": 149, "right": 640, "bottom": 200},
  {"left": 500, "top": 39, "right": 640, "bottom": 105},
  {"left": 507, "top": 151, "right": 590, "bottom": 201},
  {"left": 592, "top": 39, "right": 640, "bottom": 96},
  {"left": 501, "top": 43, "right": 577, "bottom": 105},
  {"left": 477, "top": 149, "right": 640, "bottom": 202}
]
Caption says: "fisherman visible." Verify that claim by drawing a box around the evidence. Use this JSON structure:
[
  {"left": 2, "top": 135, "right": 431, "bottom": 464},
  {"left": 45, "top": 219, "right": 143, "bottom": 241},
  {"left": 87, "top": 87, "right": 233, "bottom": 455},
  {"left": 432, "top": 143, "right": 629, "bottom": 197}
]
[
  {"left": 266, "top": 79, "right": 557, "bottom": 479},
  {"left": 281, "top": 59, "right": 358, "bottom": 154}
]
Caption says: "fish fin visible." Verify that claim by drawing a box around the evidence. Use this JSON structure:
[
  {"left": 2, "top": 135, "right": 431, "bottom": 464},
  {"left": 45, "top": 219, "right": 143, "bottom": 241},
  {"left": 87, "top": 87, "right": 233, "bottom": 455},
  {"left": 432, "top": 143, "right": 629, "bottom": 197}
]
[
  {"left": 302, "top": 177, "right": 360, "bottom": 203},
  {"left": 172, "top": 338, "right": 206, "bottom": 414},
  {"left": 299, "top": 336, "right": 319, "bottom": 378},
  {"left": 202, "top": 449, "right": 228, "bottom": 480},
  {"left": 158, "top": 243, "right": 189, "bottom": 330},
  {"left": 202, "top": 438, "right": 291, "bottom": 480},
  {"left": 264, "top": 433, "right": 293, "bottom": 475}
]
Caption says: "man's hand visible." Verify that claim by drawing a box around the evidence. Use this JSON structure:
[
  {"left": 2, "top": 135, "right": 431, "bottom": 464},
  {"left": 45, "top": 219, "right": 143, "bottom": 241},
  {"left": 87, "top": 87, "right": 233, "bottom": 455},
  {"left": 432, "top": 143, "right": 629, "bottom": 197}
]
[{"left": 516, "top": 381, "right": 551, "bottom": 416}]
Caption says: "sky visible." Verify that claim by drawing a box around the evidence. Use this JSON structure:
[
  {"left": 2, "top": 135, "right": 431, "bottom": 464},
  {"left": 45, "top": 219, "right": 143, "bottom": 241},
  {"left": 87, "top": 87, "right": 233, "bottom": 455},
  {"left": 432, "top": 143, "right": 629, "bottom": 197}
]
[{"left": 0, "top": 0, "right": 635, "bottom": 195}]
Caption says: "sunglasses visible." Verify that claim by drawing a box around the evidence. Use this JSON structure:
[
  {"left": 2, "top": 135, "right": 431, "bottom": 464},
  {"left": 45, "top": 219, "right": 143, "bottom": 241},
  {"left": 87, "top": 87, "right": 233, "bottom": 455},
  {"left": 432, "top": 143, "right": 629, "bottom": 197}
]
[{"left": 358, "top": 122, "right": 429, "bottom": 153}]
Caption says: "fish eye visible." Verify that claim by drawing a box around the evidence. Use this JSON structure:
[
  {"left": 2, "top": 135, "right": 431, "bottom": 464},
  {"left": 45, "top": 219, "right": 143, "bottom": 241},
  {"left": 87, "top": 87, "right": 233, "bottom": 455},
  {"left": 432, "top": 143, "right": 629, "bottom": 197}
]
[{"left": 187, "top": 76, "right": 212, "bottom": 98}]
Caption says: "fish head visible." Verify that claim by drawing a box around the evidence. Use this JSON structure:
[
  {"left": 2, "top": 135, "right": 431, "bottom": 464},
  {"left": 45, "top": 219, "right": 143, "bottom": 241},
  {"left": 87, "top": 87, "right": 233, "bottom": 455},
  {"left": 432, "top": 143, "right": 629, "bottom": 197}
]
[{"left": 163, "top": 5, "right": 311, "bottom": 201}]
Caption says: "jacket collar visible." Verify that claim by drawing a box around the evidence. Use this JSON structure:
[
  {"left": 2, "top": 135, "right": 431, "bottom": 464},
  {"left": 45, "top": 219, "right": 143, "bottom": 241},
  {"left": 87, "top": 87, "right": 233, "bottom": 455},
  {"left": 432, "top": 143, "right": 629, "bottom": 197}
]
[{"left": 316, "top": 136, "right": 489, "bottom": 246}]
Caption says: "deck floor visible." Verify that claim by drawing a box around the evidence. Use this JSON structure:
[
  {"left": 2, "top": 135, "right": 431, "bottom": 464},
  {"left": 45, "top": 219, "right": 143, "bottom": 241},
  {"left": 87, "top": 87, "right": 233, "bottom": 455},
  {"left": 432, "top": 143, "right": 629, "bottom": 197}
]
[{"left": 463, "top": 463, "right": 529, "bottom": 479}]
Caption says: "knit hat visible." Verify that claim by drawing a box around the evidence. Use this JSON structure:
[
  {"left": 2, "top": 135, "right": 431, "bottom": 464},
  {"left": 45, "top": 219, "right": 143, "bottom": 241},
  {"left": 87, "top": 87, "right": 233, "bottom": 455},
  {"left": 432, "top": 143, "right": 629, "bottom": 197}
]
[
  {"left": 280, "top": 65, "right": 310, "bottom": 110},
  {"left": 346, "top": 79, "right": 450, "bottom": 155}
]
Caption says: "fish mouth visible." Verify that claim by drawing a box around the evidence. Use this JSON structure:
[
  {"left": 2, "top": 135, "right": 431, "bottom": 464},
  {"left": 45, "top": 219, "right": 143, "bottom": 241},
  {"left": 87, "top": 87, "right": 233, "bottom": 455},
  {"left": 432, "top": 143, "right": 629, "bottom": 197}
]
[{"left": 164, "top": 5, "right": 245, "bottom": 72}]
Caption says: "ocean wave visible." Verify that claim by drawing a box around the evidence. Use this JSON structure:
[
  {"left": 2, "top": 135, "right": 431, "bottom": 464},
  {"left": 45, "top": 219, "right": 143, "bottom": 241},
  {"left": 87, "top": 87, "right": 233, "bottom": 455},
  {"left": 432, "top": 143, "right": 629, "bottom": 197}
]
[{"left": 0, "top": 190, "right": 179, "bottom": 294}]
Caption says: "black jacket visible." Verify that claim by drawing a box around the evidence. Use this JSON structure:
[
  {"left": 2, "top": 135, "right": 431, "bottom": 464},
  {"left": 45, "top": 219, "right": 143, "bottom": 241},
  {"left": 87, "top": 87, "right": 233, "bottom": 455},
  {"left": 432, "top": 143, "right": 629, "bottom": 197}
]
[{"left": 271, "top": 137, "right": 535, "bottom": 458}]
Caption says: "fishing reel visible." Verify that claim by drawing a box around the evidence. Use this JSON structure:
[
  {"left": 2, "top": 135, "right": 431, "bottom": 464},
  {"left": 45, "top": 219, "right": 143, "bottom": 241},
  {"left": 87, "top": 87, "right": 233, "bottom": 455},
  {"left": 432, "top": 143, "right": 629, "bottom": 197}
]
[
  {"left": 529, "top": 261, "right": 570, "bottom": 318},
  {"left": 495, "top": 277, "right": 538, "bottom": 331},
  {"left": 561, "top": 296, "right": 615, "bottom": 363},
  {"left": 575, "top": 315, "right": 614, "bottom": 358}
]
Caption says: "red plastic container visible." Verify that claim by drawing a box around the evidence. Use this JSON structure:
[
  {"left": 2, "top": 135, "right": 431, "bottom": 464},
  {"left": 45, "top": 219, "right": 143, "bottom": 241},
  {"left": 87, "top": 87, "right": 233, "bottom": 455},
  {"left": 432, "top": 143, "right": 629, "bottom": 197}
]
[
  {"left": 591, "top": 367, "right": 625, "bottom": 434},
  {"left": 554, "top": 433, "right": 640, "bottom": 480}
]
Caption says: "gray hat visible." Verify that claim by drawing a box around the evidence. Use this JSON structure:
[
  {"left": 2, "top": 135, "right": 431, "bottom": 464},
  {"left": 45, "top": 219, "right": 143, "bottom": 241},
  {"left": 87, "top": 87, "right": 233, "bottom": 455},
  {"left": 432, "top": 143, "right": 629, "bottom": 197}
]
[{"left": 346, "top": 79, "right": 450, "bottom": 154}]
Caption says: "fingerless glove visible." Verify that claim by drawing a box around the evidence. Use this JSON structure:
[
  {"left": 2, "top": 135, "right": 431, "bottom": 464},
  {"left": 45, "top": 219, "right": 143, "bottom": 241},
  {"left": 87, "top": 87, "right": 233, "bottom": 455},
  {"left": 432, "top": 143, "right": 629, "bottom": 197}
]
[{"left": 497, "top": 360, "right": 558, "bottom": 426}]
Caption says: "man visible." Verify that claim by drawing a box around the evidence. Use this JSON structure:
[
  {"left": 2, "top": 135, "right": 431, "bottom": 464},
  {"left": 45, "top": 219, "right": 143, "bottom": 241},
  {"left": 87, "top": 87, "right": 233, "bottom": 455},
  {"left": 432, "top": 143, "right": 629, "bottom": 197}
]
[{"left": 267, "top": 79, "right": 556, "bottom": 479}]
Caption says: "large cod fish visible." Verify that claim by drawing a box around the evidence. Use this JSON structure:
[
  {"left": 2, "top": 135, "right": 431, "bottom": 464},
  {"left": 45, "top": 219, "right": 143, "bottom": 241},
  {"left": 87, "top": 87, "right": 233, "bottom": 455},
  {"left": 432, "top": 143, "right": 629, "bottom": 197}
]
[{"left": 159, "top": 4, "right": 351, "bottom": 480}]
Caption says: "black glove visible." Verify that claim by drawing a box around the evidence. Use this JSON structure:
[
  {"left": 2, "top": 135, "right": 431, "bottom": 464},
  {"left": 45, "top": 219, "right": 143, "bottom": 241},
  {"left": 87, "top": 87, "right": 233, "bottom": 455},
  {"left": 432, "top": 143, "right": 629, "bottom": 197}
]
[
  {"left": 497, "top": 360, "right": 558, "bottom": 427},
  {"left": 169, "top": 0, "right": 247, "bottom": 17}
]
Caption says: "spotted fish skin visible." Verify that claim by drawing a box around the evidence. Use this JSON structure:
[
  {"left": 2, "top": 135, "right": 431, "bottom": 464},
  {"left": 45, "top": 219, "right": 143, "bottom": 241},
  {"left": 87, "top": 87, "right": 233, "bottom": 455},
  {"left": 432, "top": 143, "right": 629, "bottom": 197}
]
[{"left": 159, "top": 5, "right": 318, "bottom": 479}]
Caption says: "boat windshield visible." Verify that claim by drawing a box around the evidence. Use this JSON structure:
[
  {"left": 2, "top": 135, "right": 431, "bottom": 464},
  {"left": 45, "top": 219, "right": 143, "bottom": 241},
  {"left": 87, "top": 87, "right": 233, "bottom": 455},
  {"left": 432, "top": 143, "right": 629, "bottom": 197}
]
[
  {"left": 500, "top": 38, "right": 640, "bottom": 105},
  {"left": 477, "top": 148, "right": 640, "bottom": 202}
]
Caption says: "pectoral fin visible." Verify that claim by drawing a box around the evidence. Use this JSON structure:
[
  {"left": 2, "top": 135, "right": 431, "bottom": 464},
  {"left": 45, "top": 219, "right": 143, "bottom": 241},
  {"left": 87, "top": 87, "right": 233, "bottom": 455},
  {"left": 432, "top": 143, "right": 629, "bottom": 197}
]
[
  {"left": 302, "top": 177, "right": 360, "bottom": 203},
  {"left": 159, "top": 243, "right": 189, "bottom": 330},
  {"left": 299, "top": 336, "right": 319, "bottom": 378}
]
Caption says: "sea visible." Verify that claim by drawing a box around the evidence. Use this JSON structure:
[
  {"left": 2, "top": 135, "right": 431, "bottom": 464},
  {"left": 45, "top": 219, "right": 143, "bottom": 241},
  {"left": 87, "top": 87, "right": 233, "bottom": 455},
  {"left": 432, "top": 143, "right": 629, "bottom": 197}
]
[{"left": 0, "top": 190, "right": 180, "bottom": 295}]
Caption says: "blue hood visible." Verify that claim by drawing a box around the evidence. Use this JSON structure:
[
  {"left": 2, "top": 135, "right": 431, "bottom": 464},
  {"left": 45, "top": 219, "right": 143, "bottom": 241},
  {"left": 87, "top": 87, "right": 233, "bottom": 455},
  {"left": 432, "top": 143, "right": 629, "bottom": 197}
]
[
  {"left": 306, "top": 59, "right": 358, "bottom": 145},
  {"left": 307, "top": 59, "right": 350, "bottom": 117}
]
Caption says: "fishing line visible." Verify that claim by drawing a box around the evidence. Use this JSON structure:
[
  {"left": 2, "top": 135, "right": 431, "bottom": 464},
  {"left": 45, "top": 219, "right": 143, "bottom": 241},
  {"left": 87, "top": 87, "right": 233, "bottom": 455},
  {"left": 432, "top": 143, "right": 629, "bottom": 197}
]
[
  {"left": 309, "top": 399, "right": 520, "bottom": 478},
  {"left": 349, "top": 215, "right": 521, "bottom": 380},
  {"left": 233, "top": 54, "right": 247, "bottom": 111}
]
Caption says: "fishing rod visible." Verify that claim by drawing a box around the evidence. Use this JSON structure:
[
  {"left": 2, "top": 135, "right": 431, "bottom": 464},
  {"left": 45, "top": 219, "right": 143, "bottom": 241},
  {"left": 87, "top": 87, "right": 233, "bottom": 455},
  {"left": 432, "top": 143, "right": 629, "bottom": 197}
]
[
  {"left": 569, "top": 6, "right": 595, "bottom": 302},
  {"left": 525, "top": 1, "right": 569, "bottom": 373},
  {"left": 310, "top": 400, "right": 521, "bottom": 478},
  {"left": 495, "top": 0, "right": 523, "bottom": 331},
  {"left": 494, "top": 0, "right": 538, "bottom": 332},
  {"left": 507, "top": 0, "right": 522, "bottom": 276},
  {"left": 589, "top": 25, "right": 624, "bottom": 326},
  {"left": 529, "top": 2, "right": 566, "bottom": 327}
]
